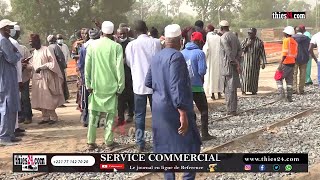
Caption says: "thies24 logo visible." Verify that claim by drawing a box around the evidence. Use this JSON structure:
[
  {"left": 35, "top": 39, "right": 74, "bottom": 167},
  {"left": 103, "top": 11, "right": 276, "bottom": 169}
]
[{"left": 14, "top": 155, "right": 47, "bottom": 171}]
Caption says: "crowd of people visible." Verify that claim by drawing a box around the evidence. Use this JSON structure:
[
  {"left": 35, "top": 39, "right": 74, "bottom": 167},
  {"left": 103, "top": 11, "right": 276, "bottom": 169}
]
[{"left": 0, "top": 17, "right": 318, "bottom": 179}]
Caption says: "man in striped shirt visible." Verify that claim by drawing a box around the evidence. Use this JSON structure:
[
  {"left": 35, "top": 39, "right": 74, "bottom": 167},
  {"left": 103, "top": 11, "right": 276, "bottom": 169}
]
[{"left": 240, "top": 28, "right": 267, "bottom": 95}]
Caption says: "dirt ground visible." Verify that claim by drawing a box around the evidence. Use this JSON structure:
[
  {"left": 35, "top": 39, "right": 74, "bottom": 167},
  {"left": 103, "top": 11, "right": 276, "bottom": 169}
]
[{"left": 0, "top": 61, "right": 319, "bottom": 179}]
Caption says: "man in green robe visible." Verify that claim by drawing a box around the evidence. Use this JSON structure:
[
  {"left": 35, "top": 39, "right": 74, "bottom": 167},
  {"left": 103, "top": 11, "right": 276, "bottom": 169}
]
[{"left": 85, "top": 21, "right": 125, "bottom": 150}]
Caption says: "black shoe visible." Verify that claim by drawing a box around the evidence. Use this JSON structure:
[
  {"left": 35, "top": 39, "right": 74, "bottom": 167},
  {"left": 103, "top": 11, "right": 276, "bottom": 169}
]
[
  {"left": 18, "top": 119, "right": 25, "bottom": 123},
  {"left": 252, "top": 92, "right": 257, "bottom": 95},
  {"left": 15, "top": 128, "right": 25, "bottom": 133},
  {"left": 211, "top": 93, "right": 216, "bottom": 100},
  {"left": 201, "top": 134, "right": 216, "bottom": 141},
  {"left": 83, "top": 124, "right": 88, "bottom": 127},
  {"left": 11, "top": 137, "right": 22, "bottom": 142},
  {"left": 38, "top": 120, "right": 50, "bottom": 124},
  {"left": 14, "top": 132, "right": 25, "bottom": 137}
]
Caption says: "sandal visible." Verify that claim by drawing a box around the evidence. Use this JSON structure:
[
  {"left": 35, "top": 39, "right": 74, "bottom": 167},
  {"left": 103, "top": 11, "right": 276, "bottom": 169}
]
[
  {"left": 88, "top": 143, "right": 97, "bottom": 151},
  {"left": 48, "top": 120, "right": 56, "bottom": 125},
  {"left": 105, "top": 142, "right": 120, "bottom": 151}
]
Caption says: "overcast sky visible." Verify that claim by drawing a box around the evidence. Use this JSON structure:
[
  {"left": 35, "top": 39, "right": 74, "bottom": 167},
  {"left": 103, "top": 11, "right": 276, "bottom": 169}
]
[{"left": 4, "top": 0, "right": 317, "bottom": 16}]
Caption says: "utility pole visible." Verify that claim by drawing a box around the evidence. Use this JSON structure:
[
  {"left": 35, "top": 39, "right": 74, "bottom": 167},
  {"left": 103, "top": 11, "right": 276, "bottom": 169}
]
[
  {"left": 317, "top": 0, "right": 319, "bottom": 30},
  {"left": 140, "top": 0, "right": 143, "bottom": 20},
  {"left": 218, "top": 6, "right": 221, "bottom": 23}
]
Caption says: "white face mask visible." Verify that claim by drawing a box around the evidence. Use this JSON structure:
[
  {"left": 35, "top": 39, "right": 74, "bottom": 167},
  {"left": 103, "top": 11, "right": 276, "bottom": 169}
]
[
  {"left": 119, "top": 37, "right": 127, "bottom": 42},
  {"left": 57, "top": 39, "right": 64, "bottom": 44},
  {"left": 10, "top": 29, "right": 16, "bottom": 37}
]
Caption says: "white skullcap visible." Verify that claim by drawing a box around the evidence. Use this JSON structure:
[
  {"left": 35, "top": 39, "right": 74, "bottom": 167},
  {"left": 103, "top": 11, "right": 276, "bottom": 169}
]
[
  {"left": 219, "top": 20, "right": 229, "bottom": 27},
  {"left": 101, "top": 21, "right": 114, "bottom": 34},
  {"left": 0, "top": 19, "right": 17, "bottom": 29},
  {"left": 47, "top": 35, "right": 55, "bottom": 42},
  {"left": 14, "top": 25, "right": 20, "bottom": 31},
  {"left": 165, "top": 24, "right": 181, "bottom": 38}
]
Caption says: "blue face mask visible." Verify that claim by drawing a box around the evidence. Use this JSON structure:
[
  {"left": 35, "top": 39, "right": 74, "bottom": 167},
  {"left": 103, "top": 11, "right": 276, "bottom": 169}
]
[{"left": 10, "top": 29, "right": 16, "bottom": 37}]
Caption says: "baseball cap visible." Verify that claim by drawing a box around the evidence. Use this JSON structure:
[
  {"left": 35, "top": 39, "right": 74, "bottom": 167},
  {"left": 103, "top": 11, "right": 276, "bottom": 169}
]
[
  {"left": 219, "top": 20, "right": 229, "bottom": 27},
  {"left": 0, "top": 19, "right": 17, "bottom": 29},
  {"left": 191, "top": 32, "right": 204, "bottom": 42}
]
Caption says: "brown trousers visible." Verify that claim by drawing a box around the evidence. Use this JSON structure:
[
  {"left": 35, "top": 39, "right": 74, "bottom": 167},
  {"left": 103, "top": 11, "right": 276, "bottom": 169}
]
[{"left": 293, "top": 63, "right": 307, "bottom": 93}]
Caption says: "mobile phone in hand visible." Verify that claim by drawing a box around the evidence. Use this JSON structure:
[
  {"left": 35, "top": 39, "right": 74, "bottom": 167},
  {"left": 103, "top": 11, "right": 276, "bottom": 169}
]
[{"left": 22, "top": 55, "right": 33, "bottom": 63}]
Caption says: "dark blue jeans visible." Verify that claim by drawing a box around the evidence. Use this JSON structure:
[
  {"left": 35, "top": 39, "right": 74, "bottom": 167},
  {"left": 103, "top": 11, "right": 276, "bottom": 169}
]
[
  {"left": 134, "top": 94, "right": 152, "bottom": 149},
  {"left": 18, "top": 80, "right": 32, "bottom": 120}
]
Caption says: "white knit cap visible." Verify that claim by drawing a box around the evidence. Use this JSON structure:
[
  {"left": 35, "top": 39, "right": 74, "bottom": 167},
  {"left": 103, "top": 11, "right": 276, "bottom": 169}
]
[
  {"left": 219, "top": 20, "right": 229, "bottom": 27},
  {"left": 165, "top": 24, "right": 181, "bottom": 38},
  {"left": 101, "top": 21, "right": 114, "bottom": 34},
  {"left": 14, "top": 25, "right": 20, "bottom": 31},
  {"left": 0, "top": 19, "right": 17, "bottom": 29}
]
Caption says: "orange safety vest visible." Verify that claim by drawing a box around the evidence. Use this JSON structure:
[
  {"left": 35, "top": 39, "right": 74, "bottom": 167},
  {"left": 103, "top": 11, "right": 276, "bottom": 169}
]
[{"left": 282, "top": 37, "right": 298, "bottom": 64}]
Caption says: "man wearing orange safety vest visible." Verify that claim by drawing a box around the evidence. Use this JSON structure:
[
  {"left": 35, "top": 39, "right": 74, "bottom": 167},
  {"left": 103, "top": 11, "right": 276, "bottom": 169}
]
[{"left": 277, "top": 26, "right": 298, "bottom": 102}]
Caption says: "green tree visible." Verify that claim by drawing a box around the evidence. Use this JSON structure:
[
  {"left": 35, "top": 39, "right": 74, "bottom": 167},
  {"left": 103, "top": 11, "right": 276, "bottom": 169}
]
[
  {"left": 172, "top": 13, "right": 196, "bottom": 29},
  {"left": 288, "top": 0, "right": 311, "bottom": 11},
  {"left": 10, "top": 0, "right": 134, "bottom": 41},
  {"left": 238, "top": 0, "right": 278, "bottom": 28},
  {"left": 11, "top": 0, "right": 64, "bottom": 41},
  {"left": 187, "top": 0, "right": 234, "bottom": 23},
  {"left": 0, "top": 0, "right": 10, "bottom": 19},
  {"left": 186, "top": 0, "right": 212, "bottom": 22},
  {"left": 146, "top": 14, "right": 173, "bottom": 33},
  {"left": 169, "top": 0, "right": 184, "bottom": 17}
]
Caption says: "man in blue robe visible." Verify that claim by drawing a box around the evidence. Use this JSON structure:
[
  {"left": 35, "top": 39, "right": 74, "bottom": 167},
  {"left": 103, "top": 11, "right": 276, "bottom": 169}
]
[
  {"left": 145, "top": 24, "right": 202, "bottom": 180},
  {"left": 0, "top": 19, "right": 22, "bottom": 145},
  {"left": 78, "top": 28, "right": 100, "bottom": 127}
]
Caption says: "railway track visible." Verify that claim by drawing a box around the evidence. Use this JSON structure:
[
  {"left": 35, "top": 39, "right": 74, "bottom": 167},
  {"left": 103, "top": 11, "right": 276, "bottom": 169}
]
[
  {"left": 134, "top": 108, "right": 315, "bottom": 180},
  {"left": 8, "top": 86, "right": 318, "bottom": 180}
]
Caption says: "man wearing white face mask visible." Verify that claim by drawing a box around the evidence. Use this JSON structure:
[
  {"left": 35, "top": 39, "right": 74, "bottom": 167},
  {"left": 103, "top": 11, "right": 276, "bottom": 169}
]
[
  {"left": 56, "top": 34, "right": 70, "bottom": 102},
  {"left": 8, "top": 24, "right": 26, "bottom": 137},
  {"left": 56, "top": 34, "right": 71, "bottom": 65},
  {"left": 116, "top": 27, "right": 134, "bottom": 126}
]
